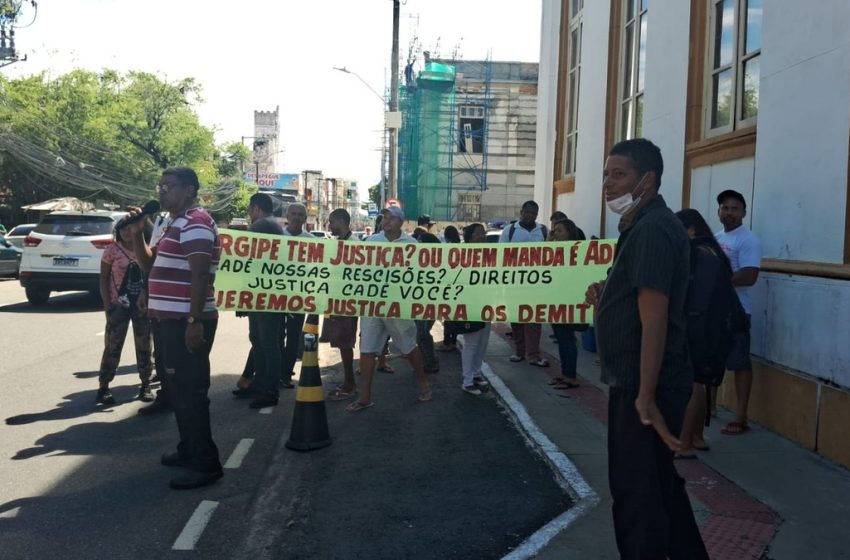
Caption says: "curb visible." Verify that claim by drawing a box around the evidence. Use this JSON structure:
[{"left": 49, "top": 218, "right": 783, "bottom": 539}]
[{"left": 480, "top": 361, "right": 600, "bottom": 560}]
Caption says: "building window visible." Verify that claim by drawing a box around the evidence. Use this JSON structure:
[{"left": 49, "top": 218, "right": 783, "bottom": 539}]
[
  {"left": 458, "top": 105, "right": 485, "bottom": 154},
  {"left": 706, "top": 0, "right": 761, "bottom": 134},
  {"left": 562, "top": 0, "right": 584, "bottom": 176},
  {"left": 619, "top": 0, "right": 648, "bottom": 140}
]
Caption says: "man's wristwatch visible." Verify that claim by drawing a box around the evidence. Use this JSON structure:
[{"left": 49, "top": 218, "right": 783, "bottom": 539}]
[{"left": 187, "top": 315, "right": 201, "bottom": 325}]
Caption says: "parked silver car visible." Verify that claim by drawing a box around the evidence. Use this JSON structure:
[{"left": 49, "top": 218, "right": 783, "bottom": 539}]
[
  {"left": 0, "top": 236, "right": 23, "bottom": 277},
  {"left": 4, "top": 223, "right": 37, "bottom": 249}
]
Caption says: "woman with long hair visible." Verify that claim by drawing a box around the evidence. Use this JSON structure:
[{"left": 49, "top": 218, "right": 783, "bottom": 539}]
[
  {"left": 454, "top": 223, "right": 492, "bottom": 395},
  {"left": 549, "top": 218, "right": 584, "bottom": 389},
  {"left": 96, "top": 224, "right": 154, "bottom": 405},
  {"left": 438, "top": 225, "right": 462, "bottom": 352},
  {"left": 675, "top": 208, "right": 734, "bottom": 458}
]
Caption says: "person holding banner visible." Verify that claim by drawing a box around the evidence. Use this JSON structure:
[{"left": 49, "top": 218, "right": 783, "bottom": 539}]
[
  {"left": 241, "top": 193, "right": 285, "bottom": 408},
  {"left": 548, "top": 218, "right": 584, "bottom": 390},
  {"left": 415, "top": 231, "right": 442, "bottom": 374},
  {"left": 593, "top": 139, "right": 707, "bottom": 558},
  {"left": 347, "top": 206, "right": 432, "bottom": 412},
  {"left": 279, "top": 203, "right": 314, "bottom": 388},
  {"left": 500, "top": 200, "right": 549, "bottom": 367},
  {"left": 325, "top": 208, "right": 360, "bottom": 401},
  {"left": 456, "top": 223, "right": 492, "bottom": 396}
]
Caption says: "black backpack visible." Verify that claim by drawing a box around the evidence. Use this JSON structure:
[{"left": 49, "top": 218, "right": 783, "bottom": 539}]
[
  {"left": 685, "top": 240, "right": 747, "bottom": 385},
  {"left": 116, "top": 258, "right": 146, "bottom": 309}
]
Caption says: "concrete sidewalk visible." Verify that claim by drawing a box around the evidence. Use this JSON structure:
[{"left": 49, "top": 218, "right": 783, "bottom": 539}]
[{"left": 482, "top": 325, "right": 850, "bottom": 559}]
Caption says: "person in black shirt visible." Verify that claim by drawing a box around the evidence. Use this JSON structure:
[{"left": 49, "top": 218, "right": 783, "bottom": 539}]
[
  {"left": 237, "top": 193, "right": 284, "bottom": 408},
  {"left": 588, "top": 139, "right": 708, "bottom": 559}
]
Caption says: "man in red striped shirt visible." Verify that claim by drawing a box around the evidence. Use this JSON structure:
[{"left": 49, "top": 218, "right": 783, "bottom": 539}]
[{"left": 128, "top": 167, "right": 223, "bottom": 490}]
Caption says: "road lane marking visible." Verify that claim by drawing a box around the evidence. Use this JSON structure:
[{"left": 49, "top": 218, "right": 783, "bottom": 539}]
[
  {"left": 259, "top": 407, "right": 273, "bottom": 415},
  {"left": 479, "top": 362, "right": 599, "bottom": 560},
  {"left": 172, "top": 500, "right": 219, "bottom": 550},
  {"left": 223, "top": 438, "right": 254, "bottom": 469}
]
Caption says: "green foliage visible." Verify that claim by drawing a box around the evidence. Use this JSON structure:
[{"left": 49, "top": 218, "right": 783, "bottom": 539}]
[
  {"left": 368, "top": 182, "right": 382, "bottom": 206},
  {"left": 215, "top": 141, "right": 251, "bottom": 179},
  {"left": 0, "top": 69, "right": 243, "bottom": 224}
]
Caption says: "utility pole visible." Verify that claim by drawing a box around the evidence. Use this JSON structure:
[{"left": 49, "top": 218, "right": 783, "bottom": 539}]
[{"left": 388, "top": 0, "right": 401, "bottom": 200}]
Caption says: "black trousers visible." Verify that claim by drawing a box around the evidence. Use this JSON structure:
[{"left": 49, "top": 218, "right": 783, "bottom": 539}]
[
  {"left": 280, "top": 313, "right": 306, "bottom": 381},
  {"left": 608, "top": 386, "right": 708, "bottom": 560},
  {"left": 159, "top": 318, "right": 221, "bottom": 473}
]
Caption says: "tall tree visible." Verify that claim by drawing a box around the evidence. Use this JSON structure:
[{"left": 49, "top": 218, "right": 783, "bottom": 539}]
[{"left": 0, "top": 70, "right": 228, "bottom": 223}]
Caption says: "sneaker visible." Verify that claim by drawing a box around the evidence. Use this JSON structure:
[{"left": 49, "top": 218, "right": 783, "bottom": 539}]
[
  {"left": 509, "top": 354, "right": 524, "bottom": 363},
  {"left": 462, "top": 385, "right": 483, "bottom": 396},
  {"left": 96, "top": 388, "right": 116, "bottom": 405},
  {"left": 472, "top": 375, "right": 490, "bottom": 386},
  {"left": 138, "top": 385, "right": 154, "bottom": 402}
]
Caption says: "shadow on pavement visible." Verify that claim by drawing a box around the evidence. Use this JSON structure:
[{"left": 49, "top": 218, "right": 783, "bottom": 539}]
[
  {"left": 72, "top": 364, "right": 139, "bottom": 380},
  {"left": 0, "top": 411, "right": 196, "bottom": 558},
  {"left": 0, "top": 292, "right": 101, "bottom": 314},
  {"left": 231, "top": 352, "right": 572, "bottom": 560},
  {"left": 4, "top": 386, "right": 140, "bottom": 429}
]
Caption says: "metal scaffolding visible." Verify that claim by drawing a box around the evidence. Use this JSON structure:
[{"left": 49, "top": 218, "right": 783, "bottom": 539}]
[{"left": 397, "top": 49, "right": 492, "bottom": 222}]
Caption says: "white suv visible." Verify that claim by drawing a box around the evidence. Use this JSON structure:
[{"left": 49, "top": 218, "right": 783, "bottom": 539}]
[{"left": 19, "top": 211, "right": 126, "bottom": 305}]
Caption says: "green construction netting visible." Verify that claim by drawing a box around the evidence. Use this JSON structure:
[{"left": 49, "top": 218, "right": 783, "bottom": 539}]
[{"left": 398, "top": 62, "right": 456, "bottom": 221}]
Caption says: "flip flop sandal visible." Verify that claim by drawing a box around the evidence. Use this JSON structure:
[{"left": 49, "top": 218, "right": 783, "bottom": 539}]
[
  {"left": 529, "top": 359, "right": 550, "bottom": 368},
  {"left": 377, "top": 365, "right": 396, "bottom": 374},
  {"left": 346, "top": 401, "right": 374, "bottom": 412},
  {"left": 328, "top": 388, "right": 357, "bottom": 401},
  {"left": 721, "top": 421, "right": 750, "bottom": 435},
  {"left": 548, "top": 377, "right": 568, "bottom": 386},
  {"left": 418, "top": 390, "right": 433, "bottom": 402}
]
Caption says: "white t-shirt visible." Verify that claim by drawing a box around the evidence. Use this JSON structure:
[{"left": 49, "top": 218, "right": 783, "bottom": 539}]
[
  {"left": 499, "top": 221, "right": 547, "bottom": 243},
  {"left": 715, "top": 224, "right": 762, "bottom": 314},
  {"left": 282, "top": 227, "right": 316, "bottom": 239},
  {"left": 366, "top": 231, "right": 417, "bottom": 244}
]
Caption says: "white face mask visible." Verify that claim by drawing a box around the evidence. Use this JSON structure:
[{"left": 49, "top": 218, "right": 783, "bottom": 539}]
[{"left": 606, "top": 173, "right": 649, "bottom": 215}]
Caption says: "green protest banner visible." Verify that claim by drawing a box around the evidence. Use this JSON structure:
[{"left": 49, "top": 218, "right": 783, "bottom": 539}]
[{"left": 214, "top": 230, "right": 615, "bottom": 324}]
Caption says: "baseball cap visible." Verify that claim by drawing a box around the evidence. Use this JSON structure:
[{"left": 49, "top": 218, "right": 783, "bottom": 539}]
[
  {"left": 417, "top": 214, "right": 436, "bottom": 226},
  {"left": 382, "top": 206, "right": 405, "bottom": 221},
  {"left": 716, "top": 189, "right": 747, "bottom": 208}
]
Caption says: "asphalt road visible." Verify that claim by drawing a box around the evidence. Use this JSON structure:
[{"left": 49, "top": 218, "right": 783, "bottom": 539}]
[{"left": 0, "top": 279, "right": 570, "bottom": 559}]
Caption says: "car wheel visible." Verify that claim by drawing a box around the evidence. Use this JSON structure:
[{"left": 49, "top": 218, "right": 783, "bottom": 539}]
[{"left": 25, "top": 286, "right": 50, "bottom": 305}]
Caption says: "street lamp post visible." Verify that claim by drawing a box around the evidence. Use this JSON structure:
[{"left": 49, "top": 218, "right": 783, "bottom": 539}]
[{"left": 332, "top": 66, "right": 395, "bottom": 209}]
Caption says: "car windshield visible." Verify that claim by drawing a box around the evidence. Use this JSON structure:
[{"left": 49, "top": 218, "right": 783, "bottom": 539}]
[{"left": 34, "top": 215, "right": 116, "bottom": 236}]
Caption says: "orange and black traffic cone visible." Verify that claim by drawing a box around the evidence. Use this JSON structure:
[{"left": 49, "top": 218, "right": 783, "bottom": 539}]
[{"left": 286, "top": 314, "right": 331, "bottom": 451}]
